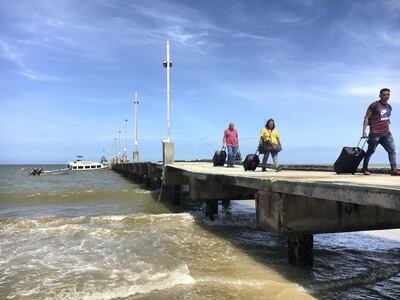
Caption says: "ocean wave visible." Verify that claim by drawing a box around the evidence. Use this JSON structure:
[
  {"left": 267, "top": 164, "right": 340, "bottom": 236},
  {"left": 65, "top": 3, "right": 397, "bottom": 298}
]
[
  {"left": 308, "top": 264, "right": 400, "bottom": 293},
  {"left": 196, "top": 276, "right": 275, "bottom": 287},
  {"left": 5, "top": 264, "right": 195, "bottom": 300},
  {"left": 1, "top": 189, "right": 158, "bottom": 202},
  {"left": 0, "top": 213, "right": 195, "bottom": 236},
  {"left": 190, "top": 210, "right": 256, "bottom": 228},
  {"left": 66, "top": 264, "right": 195, "bottom": 300}
]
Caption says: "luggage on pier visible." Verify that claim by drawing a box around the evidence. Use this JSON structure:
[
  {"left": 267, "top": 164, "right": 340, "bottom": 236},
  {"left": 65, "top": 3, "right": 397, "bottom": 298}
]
[
  {"left": 213, "top": 148, "right": 227, "bottom": 167},
  {"left": 243, "top": 152, "right": 260, "bottom": 171},
  {"left": 334, "top": 138, "right": 367, "bottom": 174}
]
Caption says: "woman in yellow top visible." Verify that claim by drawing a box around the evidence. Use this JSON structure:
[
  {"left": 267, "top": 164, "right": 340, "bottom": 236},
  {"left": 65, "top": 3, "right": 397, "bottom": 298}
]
[{"left": 259, "top": 118, "right": 282, "bottom": 172}]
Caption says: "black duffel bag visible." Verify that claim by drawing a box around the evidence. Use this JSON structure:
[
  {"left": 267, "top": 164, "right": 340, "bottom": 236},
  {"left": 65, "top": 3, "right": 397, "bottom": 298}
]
[{"left": 259, "top": 140, "right": 281, "bottom": 154}]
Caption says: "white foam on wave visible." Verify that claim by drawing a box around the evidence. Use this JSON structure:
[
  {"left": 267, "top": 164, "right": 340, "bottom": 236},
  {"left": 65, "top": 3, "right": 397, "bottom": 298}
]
[
  {"left": 39, "top": 264, "right": 195, "bottom": 300},
  {"left": 190, "top": 210, "right": 256, "bottom": 228},
  {"left": 1, "top": 213, "right": 195, "bottom": 239},
  {"left": 195, "top": 276, "right": 306, "bottom": 294},
  {"left": 196, "top": 276, "right": 283, "bottom": 288},
  {"left": 91, "top": 212, "right": 195, "bottom": 224},
  {"left": 134, "top": 189, "right": 157, "bottom": 194},
  {"left": 91, "top": 215, "right": 127, "bottom": 221},
  {"left": 27, "top": 192, "right": 42, "bottom": 197}
]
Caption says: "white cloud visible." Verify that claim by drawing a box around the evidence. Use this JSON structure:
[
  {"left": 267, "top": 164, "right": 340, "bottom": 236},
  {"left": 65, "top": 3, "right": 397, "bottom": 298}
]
[
  {"left": 379, "top": 30, "right": 400, "bottom": 48},
  {"left": 0, "top": 39, "right": 61, "bottom": 81},
  {"left": 0, "top": 40, "right": 24, "bottom": 67},
  {"left": 233, "top": 32, "right": 277, "bottom": 42},
  {"left": 383, "top": 0, "right": 400, "bottom": 10},
  {"left": 20, "top": 69, "right": 61, "bottom": 81}
]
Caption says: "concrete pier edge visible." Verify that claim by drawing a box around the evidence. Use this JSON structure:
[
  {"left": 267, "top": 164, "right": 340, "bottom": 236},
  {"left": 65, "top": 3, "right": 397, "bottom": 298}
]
[{"left": 112, "top": 161, "right": 400, "bottom": 266}]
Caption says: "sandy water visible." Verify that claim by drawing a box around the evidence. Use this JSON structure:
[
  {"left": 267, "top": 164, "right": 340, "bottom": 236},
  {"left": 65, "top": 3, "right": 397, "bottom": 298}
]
[{"left": 1, "top": 165, "right": 399, "bottom": 299}]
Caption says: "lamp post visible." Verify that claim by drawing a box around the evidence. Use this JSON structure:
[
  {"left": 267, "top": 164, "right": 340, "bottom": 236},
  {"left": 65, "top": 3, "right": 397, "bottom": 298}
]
[
  {"left": 123, "top": 118, "right": 128, "bottom": 163},
  {"left": 162, "top": 40, "right": 174, "bottom": 165},
  {"left": 133, "top": 92, "right": 139, "bottom": 162},
  {"left": 118, "top": 130, "right": 121, "bottom": 163},
  {"left": 164, "top": 40, "right": 172, "bottom": 141},
  {"left": 113, "top": 137, "right": 117, "bottom": 163},
  {"left": 111, "top": 139, "right": 115, "bottom": 164}
]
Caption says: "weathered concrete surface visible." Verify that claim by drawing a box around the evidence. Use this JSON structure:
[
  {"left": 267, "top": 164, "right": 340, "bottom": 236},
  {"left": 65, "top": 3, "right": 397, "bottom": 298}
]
[
  {"left": 288, "top": 234, "right": 313, "bottom": 266},
  {"left": 162, "top": 141, "right": 174, "bottom": 165},
  {"left": 113, "top": 162, "right": 162, "bottom": 189},
  {"left": 188, "top": 178, "right": 256, "bottom": 201},
  {"left": 256, "top": 191, "right": 400, "bottom": 234},
  {"left": 133, "top": 151, "right": 139, "bottom": 163},
  {"left": 166, "top": 162, "right": 400, "bottom": 211}
]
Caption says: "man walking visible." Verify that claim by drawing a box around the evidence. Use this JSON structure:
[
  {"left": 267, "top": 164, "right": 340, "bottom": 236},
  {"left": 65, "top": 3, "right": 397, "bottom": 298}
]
[
  {"left": 362, "top": 88, "right": 400, "bottom": 175},
  {"left": 223, "top": 122, "right": 239, "bottom": 168}
]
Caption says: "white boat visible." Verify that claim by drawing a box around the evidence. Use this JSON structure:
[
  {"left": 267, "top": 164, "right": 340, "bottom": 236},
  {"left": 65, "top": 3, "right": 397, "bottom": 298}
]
[{"left": 67, "top": 156, "right": 109, "bottom": 171}]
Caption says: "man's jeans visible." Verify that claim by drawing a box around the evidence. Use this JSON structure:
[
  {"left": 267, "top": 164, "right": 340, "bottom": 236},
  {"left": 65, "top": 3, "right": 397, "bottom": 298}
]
[
  {"left": 362, "top": 132, "right": 397, "bottom": 170},
  {"left": 227, "top": 146, "right": 238, "bottom": 167}
]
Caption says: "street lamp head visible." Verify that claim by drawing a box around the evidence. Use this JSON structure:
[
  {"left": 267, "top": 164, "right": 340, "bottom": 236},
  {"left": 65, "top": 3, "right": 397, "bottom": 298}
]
[{"left": 163, "top": 61, "right": 172, "bottom": 68}]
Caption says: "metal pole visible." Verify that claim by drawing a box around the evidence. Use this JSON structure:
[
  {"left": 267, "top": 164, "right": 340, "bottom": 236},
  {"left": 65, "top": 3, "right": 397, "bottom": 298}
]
[
  {"left": 166, "top": 40, "right": 171, "bottom": 141},
  {"left": 134, "top": 92, "right": 139, "bottom": 151},
  {"left": 112, "top": 139, "right": 115, "bottom": 161},
  {"left": 113, "top": 137, "right": 117, "bottom": 161},
  {"left": 118, "top": 130, "right": 121, "bottom": 161},
  {"left": 124, "top": 118, "right": 127, "bottom": 161}
]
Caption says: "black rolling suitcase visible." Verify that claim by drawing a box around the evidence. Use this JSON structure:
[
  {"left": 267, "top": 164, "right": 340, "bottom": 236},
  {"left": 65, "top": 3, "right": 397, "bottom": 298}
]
[
  {"left": 334, "top": 138, "right": 368, "bottom": 174},
  {"left": 213, "top": 147, "right": 227, "bottom": 166},
  {"left": 243, "top": 151, "right": 260, "bottom": 171}
]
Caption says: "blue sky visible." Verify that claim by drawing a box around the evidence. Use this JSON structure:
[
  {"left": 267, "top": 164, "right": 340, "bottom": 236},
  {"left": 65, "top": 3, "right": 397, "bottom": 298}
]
[{"left": 1, "top": 0, "right": 400, "bottom": 164}]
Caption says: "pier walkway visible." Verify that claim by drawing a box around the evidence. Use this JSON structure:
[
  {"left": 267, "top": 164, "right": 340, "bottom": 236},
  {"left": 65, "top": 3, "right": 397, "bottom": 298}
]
[{"left": 113, "top": 161, "right": 400, "bottom": 265}]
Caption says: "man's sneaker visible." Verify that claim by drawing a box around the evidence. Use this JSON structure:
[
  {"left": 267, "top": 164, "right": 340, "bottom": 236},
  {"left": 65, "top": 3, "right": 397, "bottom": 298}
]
[
  {"left": 390, "top": 169, "right": 400, "bottom": 176},
  {"left": 363, "top": 170, "right": 371, "bottom": 175},
  {"left": 262, "top": 167, "right": 267, "bottom": 172},
  {"left": 276, "top": 166, "right": 283, "bottom": 172}
]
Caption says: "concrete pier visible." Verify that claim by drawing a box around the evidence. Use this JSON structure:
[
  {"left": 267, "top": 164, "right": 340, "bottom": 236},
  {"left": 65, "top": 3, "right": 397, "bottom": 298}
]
[
  {"left": 162, "top": 141, "right": 174, "bottom": 165},
  {"left": 113, "top": 161, "right": 400, "bottom": 265},
  {"left": 133, "top": 151, "right": 139, "bottom": 163}
]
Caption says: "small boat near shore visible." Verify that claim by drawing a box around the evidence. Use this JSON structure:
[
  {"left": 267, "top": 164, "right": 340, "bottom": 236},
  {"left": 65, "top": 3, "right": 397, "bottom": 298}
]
[
  {"left": 27, "top": 156, "right": 110, "bottom": 176},
  {"left": 28, "top": 167, "right": 69, "bottom": 176},
  {"left": 67, "top": 155, "right": 109, "bottom": 171}
]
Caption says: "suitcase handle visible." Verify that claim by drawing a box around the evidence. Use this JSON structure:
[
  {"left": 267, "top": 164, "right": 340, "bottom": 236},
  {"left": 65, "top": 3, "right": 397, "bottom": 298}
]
[{"left": 356, "top": 137, "right": 368, "bottom": 149}]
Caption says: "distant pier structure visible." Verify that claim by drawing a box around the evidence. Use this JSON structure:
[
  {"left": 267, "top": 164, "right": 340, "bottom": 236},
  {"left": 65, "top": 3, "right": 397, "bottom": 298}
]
[{"left": 112, "top": 161, "right": 400, "bottom": 266}]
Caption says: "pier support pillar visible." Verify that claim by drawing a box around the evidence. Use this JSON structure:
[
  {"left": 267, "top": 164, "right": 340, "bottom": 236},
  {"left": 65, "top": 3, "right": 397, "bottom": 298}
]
[
  {"left": 133, "top": 151, "right": 139, "bottom": 163},
  {"left": 159, "top": 184, "right": 181, "bottom": 204},
  {"left": 288, "top": 234, "right": 313, "bottom": 266},
  {"left": 162, "top": 141, "right": 174, "bottom": 165},
  {"left": 205, "top": 201, "right": 218, "bottom": 220},
  {"left": 144, "top": 175, "right": 151, "bottom": 188},
  {"left": 222, "top": 200, "right": 231, "bottom": 208},
  {"left": 172, "top": 185, "right": 181, "bottom": 205}
]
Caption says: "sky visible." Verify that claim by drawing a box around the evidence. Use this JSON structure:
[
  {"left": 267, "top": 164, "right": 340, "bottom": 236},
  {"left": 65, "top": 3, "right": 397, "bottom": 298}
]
[{"left": 1, "top": 0, "right": 400, "bottom": 164}]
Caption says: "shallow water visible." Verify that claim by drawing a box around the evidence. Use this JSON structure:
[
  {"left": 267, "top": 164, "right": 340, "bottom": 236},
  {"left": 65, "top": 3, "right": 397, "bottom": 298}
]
[{"left": 1, "top": 165, "right": 399, "bottom": 299}]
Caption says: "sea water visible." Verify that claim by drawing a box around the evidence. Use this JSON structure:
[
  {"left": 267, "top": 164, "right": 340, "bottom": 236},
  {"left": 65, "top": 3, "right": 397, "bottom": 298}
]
[{"left": 1, "top": 165, "right": 399, "bottom": 299}]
